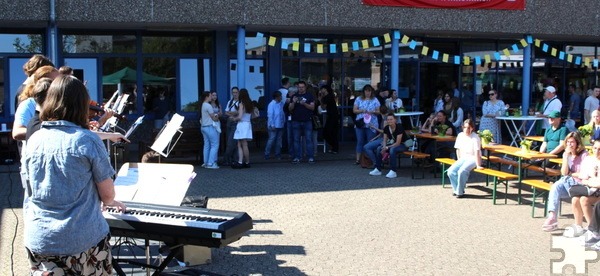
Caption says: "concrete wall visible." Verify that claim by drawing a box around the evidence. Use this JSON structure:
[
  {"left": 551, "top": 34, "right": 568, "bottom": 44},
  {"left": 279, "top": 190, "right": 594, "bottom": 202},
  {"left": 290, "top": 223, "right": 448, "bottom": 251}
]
[{"left": 1, "top": 0, "right": 599, "bottom": 40}]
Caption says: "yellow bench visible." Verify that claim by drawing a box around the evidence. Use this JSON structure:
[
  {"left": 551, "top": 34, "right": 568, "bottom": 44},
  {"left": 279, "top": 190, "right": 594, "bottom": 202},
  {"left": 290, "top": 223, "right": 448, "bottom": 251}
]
[
  {"left": 436, "top": 158, "right": 518, "bottom": 204},
  {"left": 401, "top": 151, "right": 430, "bottom": 179},
  {"left": 521, "top": 179, "right": 552, "bottom": 218}
]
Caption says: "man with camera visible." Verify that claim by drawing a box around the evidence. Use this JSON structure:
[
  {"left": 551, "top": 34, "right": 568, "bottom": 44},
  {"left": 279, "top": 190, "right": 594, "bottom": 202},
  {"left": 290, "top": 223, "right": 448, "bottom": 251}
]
[{"left": 289, "top": 80, "right": 315, "bottom": 164}]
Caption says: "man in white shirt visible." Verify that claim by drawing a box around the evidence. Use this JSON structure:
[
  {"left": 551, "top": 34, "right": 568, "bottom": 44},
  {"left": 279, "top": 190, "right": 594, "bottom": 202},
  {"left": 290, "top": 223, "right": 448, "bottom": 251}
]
[
  {"left": 278, "top": 77, "right": 290, "bottom": 100},
  {"left": 584, "top": 86, "right": 600, "bottom": 124},
  {"left": 537, "top": 86, "right": 562, "bottom": 131}
]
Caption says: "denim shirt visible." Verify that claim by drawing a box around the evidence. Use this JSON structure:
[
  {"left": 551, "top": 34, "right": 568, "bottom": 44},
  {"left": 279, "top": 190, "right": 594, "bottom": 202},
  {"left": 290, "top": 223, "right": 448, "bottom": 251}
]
[{"left": 23, "top": 120, "right": 115, "bottom": 255}]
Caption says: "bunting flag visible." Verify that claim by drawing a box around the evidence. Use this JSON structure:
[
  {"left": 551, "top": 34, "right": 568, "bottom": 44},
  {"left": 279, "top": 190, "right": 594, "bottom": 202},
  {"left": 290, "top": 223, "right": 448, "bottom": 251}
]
[
  {"left": 408, "top": 40, "right": 417, "bottom": 50},
  {"left": 342, "top": 43, "right": 349, "bottom": 52},
  {"left": 494, "top": 52, "right": 501, "bottom": 60},
  {"left": 558, "top": 51, "right": 565, "bottom": 60},
  {"left": 595, "top": 59, "right": 599, "bottom": 68},
  {"left": 526, "top": 35, "right": 533, "bottom": 44},
  {"left": 383, "top": 33, "right": 391, "bottom": 43},
  {"left": 542, "top": 44, "right": 549, "bottom": 52},
  {"left": 519, "top": 39, "right": 528, "bottom": 47},
  {"left": 317, "top": 44, "right": 324, "bottom": 54},
  {"left": 474, "top": 56, "right": 481, "bottom": 66},
  {"left": 464, "top": 56, "right": 471, "bottom": 66},
  {"left": 268, "top": 36, "right": 276, "bottom": 47},
  {"left": 292, "top": 42, "right": 299, "bottom": 52},
  {"left": 585, "top": 57, "right": 591, "bottom": 67},
  {"left": 256, "top": 32, "right": 264, "bottom": 38},
  {"left": 551, "top": 48, "right": 557, "bottom": 57},
  {"left": 454, "top": 56, "right": 460, "bottom": 65},
  {"left": 535, "top": 39, "right": 541, "bottom": 47},
  {"left": 352, "top": 41, "right": 359, "bottom": 51},
  {"left": 432, "top": 50, "right": 439, "bottom": 60},
  {"left": 567, "top": 54, "right": 572, "bottom": 63},
  {"left": 401, "top": 35, "right": 410, "bottom": 44},
  {"left": 281, "top": 40, "right": 289, "bottom": 49},
  {"left": 304, "top": 43, "right": 311, "bottom": 53},
  {"left": 372, "top": 37, "right": 380, "bottom": 47},
  {"left": 484, "top": 54, "right": 491, "bottom": 64},
  {"left": 421, "top": 46, "right": 429, "bottom": 56},
  {"left": 442, "top": 53, "right": 449, "bottom": 63},
  {"left": 393, "top": 30, "right": 400, "bottom": 39},
  {"left": 330, "top": 44, "right": 337, "bottom": 53},
  {"left": 361, "top": 39, "right": 368, "bottom": 49},
  {"left": 511, "top": 44, "right": 519, "bottom": 53},
  {"left": 502, "top": 48, "right": 511, "bottom": 57}
]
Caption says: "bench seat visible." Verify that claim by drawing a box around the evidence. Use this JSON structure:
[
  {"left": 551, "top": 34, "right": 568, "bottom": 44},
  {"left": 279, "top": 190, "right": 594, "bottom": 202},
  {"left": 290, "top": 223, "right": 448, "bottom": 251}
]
[
  {"left": 522, "top": 179, "right": 553, "bottom": 217},
  {"left": 401, "top": 151, "right": 430, "bottom": 179}
]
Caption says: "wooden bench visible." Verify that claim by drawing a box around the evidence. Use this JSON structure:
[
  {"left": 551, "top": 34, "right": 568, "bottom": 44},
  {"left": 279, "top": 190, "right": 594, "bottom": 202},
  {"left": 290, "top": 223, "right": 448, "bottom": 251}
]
[
  {"left": 401, "top": 151, "right": 430, "bottom": 179},
  {"left": 485, "top": 155, "right": 560, "bottom": 179},
  {"left": 521, "top": 179, "right": 552, "bottom": 218},
  {"left": 436, "top": 158, "right": 518, "bottom": 204}
]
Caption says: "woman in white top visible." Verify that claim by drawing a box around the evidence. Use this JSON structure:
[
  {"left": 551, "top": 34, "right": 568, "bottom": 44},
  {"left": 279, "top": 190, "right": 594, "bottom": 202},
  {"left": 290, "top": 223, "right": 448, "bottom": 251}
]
[
  {"left": 447, "top": 119, "right": 483, "bottom": 198},
  {"left": 385, "top": 89, "right": 403, "bottom": 111},
  {"left": 232, "top": 88, "right": 254, "bottom": 168},
  {"left": 200, "top": 91, "right": 220, "bottom": 169},
  {"left": 480, "top": 89, "right": 505, "bottom": 144}
]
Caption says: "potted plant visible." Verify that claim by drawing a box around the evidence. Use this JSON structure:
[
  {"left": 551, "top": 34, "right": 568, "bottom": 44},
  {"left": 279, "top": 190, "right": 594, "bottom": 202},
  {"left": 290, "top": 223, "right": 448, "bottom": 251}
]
[
  {"left": 578, "top": 124, "right": 593, "bottom": 145},
  {"left": 436, "top": 124, "right": 449, "bottom": 137},
  {"left": 520, "top": 139, "right": 532, "bottom": 153},
  {"left": 477, "top": 129, "right": 494, "bottom": 147}
]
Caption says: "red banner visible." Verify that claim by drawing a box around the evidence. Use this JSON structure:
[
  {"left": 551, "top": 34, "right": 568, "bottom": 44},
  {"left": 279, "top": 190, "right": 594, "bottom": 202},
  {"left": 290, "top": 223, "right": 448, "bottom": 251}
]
[{"left": 363, "top": 0, "right": 525, "bottom": 10}]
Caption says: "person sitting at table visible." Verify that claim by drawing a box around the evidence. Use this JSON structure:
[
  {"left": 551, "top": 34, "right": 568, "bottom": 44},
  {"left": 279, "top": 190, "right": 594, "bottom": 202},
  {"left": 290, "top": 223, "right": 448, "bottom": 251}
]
[
  {"left": 566, "top": 140, "right": 600, "bottom": 238},
  {"left": 541, "top": 131, "right": 588, "bottom": 232},
  {"left": 385, "top": 89, "right": 403, "bottom": 112},
  {"left": 538, "top": 111, "right": 567, "bottom": 156},
  {"left": 449, "top": 97, "right": 464, "bottom": 132},
  {"left": 448, "top": 119, "right": 484, "bottom": 198},
  {"left": 480, "top": 89, "right": 505, "bottom": 144},
  {"left": 582, "top": 197, "right": 600, "bottom": 250},
  {"left": 368, "top": 113, "right": 408, "bottom": 178},
  {"left": 421, "top": 110, "right": 456, "bottom": 166}
]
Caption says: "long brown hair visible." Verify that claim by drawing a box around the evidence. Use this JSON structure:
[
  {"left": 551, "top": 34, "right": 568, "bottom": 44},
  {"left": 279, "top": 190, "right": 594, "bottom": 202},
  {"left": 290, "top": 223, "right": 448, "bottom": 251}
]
[
  {"left": 361, "top": 84, "right": 375, "bottom": 100},
  {"left": 565, "top": 131, "right": 586, "bottom": 156},
  {"left": 40, "top": 75, "right": 90, "bottom": 129},
  {"left": 19, "top": 65, "right": 58, "bottom": 102},
  {"left": 238, "top": 88, "right": 253, "bottom": 114},
  {"left": 22, "top": 54, "right": 54, "bottom": 77}
]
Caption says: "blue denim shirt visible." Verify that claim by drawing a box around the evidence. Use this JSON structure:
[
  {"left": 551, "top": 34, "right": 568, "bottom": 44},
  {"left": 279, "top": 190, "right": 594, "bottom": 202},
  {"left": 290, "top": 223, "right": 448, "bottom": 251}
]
[{"left": 23, "top": 120, "right": 115, "bottom": 255}]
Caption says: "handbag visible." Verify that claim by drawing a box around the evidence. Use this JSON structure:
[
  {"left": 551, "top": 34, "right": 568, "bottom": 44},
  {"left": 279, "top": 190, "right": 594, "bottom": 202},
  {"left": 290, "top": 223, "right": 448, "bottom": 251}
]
[
  {"left": 568, "top": 185, "right": 597, "bottom": 197},
  {"left": 312, "top": 115, "right": 323, "bottom": 129}
]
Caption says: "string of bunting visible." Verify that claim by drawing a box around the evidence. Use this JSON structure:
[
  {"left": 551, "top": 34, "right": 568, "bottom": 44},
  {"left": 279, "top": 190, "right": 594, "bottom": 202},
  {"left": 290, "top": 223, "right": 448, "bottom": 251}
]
[{"left": 255, "top": 31, "right": 595, "bottom": 68}]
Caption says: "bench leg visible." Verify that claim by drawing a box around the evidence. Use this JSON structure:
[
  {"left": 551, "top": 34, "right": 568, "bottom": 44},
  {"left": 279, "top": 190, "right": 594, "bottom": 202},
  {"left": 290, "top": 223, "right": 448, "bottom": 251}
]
[
  {"left": 531, "top": 187, "right": 537, "bottom": 218},
  {"left": 492, "top": 176, "right": 497, "bottom": 205},
  {"left": 440, "top": 163, "right": 446, "bottom": 187}
]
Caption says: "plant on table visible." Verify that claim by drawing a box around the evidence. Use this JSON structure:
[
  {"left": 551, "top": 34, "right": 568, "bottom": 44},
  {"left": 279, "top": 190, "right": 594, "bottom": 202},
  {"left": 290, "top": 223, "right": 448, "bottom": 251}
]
[
  {"left": 477, "top": 129, "right": 494, "bottom": 145},
  {"left": 436, "top": 124, "right": 449, "bottom": 136},
  {"left": 578, "top": 124, "right": 593, "bottom": 145},
  {"left": 520, "top": 139, "right": 532, "bottom": 152}
]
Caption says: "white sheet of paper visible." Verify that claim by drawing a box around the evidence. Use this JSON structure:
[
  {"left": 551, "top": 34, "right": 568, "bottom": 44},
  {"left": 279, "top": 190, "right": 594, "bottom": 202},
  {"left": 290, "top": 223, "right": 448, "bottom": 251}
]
[{"left": 151, "top": 113, "right": 185, "bottom": 157}]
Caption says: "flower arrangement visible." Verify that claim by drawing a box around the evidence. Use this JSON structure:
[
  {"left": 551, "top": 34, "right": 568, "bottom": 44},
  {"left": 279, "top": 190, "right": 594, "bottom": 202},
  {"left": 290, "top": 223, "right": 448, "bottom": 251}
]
[
  {"left": 578, "top": 124, "right": 593, "bottom": 137},
  {"left": 520, "top": 139, "right": 532, "bottom": 152},
  {"left": 477, "top": 129, "right": 494, "bottom": 143},
  {"left": 436, "top": 124, "right": 449, "bottom": 136}
]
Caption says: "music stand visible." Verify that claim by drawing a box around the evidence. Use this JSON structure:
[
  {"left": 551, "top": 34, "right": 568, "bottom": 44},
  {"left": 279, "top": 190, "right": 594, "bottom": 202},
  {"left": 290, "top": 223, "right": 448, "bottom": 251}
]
[{"left": 150, "top": 113, "right": 185, "bottom": 158}]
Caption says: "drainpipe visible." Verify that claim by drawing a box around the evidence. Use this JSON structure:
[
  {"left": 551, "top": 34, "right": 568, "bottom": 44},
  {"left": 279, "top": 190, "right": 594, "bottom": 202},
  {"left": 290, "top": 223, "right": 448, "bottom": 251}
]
[
  {"left": 522, "top": 35, "right": 532, "bottom": 114},
  {"left": 47, "top": 0, "right": 58, "bottom": 63},
  {"left": 390, "top": 29, "right": 399, "bottom": 91},
  {"left": 237, "top": 25, "right": 246, "bottom": 89}
]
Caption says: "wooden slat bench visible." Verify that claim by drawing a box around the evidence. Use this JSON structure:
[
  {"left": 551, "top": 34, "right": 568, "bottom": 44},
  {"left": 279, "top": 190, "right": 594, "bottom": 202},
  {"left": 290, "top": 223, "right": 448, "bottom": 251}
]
[
  {"left": 401, "top": 151, "right": 430, "bottom": 179},
  {"left": 521, "top": 179, "right": 552, "bottom": 218},
  {"left": 436, "top": 158, "right": 518, "bottom": 204},
  {"left": 485, "top": 155, "right": 560, "bottom": 179}
]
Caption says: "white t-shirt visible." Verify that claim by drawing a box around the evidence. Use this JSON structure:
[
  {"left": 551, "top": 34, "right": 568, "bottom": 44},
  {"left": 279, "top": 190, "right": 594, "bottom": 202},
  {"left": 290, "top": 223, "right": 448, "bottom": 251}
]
[
  {"left": 584, "top": 96, "right": 599, "bottom": 124},
  {"left": 454, "top": 131, "right": 481, "bottom": 158},
  {"left": 542, "top": 97, "right": 562, "bottom": 129}
]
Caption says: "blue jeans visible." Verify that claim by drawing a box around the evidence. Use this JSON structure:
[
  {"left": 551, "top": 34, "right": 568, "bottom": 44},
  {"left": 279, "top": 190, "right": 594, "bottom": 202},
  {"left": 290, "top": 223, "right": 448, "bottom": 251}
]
[
  {"left": 293, "top": 121, "right": 313, "bottom": 160},
  {"left": 355, "top": 127, "right": 376, "bottom": 153},
  {"left": 448, "top": 157, "right": 477, "bottom": 196},
  {"left": 548, "top": 176, "right": 578, "bottom": 213},
  {"left": 363, "top": 138, "right": 383, "bottom": 168},
  {"left": 265, "top": 127, "right": 283, "bottom": 157},
  {"left": 201, "top": 125, "right": 220, "bottom": 165},
  {"left": 375, "top": 144, "right": 407, "bottom": 171}
]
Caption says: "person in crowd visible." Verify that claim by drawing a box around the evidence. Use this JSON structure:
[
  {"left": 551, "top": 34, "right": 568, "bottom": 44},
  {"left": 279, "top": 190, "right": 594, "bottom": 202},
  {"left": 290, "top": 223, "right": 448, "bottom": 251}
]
[
  {"left": 442, "top": 92, "right": 453, "bottom": 115},
  {"left": 590, "top": 110, "right": 600, "bottom": 143},
  {"left": 200, "top": 91, "right": 220, "bottom": 169},
  {"left": 566, "top": 140, "right": 600, "bottom": 238},
  {"left": 210, "top": 91, "right": 222, "bottom": 133},
  {"left": 279, "top": 77, "right": 291, "bottom": 100},
  {"left": 449, "top": 97, "right": 464, "bottom": 132},
  {"left": 480, "top": 89, "right": 505, "bottom": 144},
  {"left": 289, "top": 81, "right": 316, "bottom": 164},
  {"left": 584, "top": 86, "right": 600, "bottom": 124},
  {"left": 13, "top": 66, "right": 60, "bottom": 141},
  {"left": 14, "top": 54, "right": 54, "bottom": 110},
  {"left": 451, "top": 81, "right": 461, "bottom": 98},
  {"left": 447, "top": 119, "right": 483, "bottom": 198},
  {"left": 265, "top": 90, "right": 285, "bottom": 159},
  {"left": 22, "top": 75, "right": 125, "bottom": 275},
  {"left": 433, "top": 89, "right": 444, "bottom": 113},
  {"left": 538, "top": 111, "right": 567, "bottom": 156},
  {"left": 353, "top": 84, "right": 381, "bottom": 165},
  {"left": 152, "top": 89, "right": 170, "bottom": 130},
  {"left": 567, "top": 84, "right": 582, "bottom": 120},
  {"left": 232, "top": 88, "right": 254, "bottom": 168},
  {"left": 311, "top": 86, "right": 321, "bottom": 156},
  {"left": 537, "top": 86, "right": 562, "bottom": 133},
  {"left": 320, "top": 85, "right": 339, "bottom": 154},
  {"left": 223, "top": 87, "right": 240, "bottom": 165},
  {"left": 541, "top": 132, "right": 588, "bottom": 231},
  {"left": 376, "top": 87, "right": 389, "bottom": 115},
  {"left": 284, "top": 85, "right": 298, "bottom": 158},
  {"left": 421, "top": 110, "right": 456, "bottom": 166},
  {"left": 58, "top": 65, "right": 73, "bottom": 75},
  {"left": 385, "top": 89, "right": 403, "bottom": 112},
  {"left": 368, "top": 113, "right": 408, "bottom": 178}
]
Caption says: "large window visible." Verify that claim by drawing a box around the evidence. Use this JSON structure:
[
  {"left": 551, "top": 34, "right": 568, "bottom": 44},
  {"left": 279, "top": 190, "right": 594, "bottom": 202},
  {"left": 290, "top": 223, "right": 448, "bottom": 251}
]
[{"left": 63, "top": 34, "right": 136, "bottom": 53}]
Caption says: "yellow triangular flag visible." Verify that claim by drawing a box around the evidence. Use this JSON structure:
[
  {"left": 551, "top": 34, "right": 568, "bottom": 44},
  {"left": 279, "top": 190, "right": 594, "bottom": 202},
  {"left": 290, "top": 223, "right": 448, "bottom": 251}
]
[
  {"left": 342, "top": 43, "right": 349, "bottom": 53},
  {"left": 484, "top": 54, "right": 491, "bottom": 64},
  {"left": 567, "top": 54, "right": 573, "bottom": 63},
  {"left": 292, "top": 42, "right": 299, "bottom": 52},
  {"left": 401, "top": 35, "right": 409, "bottom": 44},
  {"left": 585, "top": 57, "right": 591, "bottom": 67},
  {"left": 535, "top": 39, "right": 541, "bottom": 47},
  {"left": 268, "top": 36, "right": 276, "bottom": 47},
  {"left": 551, "top": 48, "right": 557, "bottom": 57},
  {"left": 317, "top": 44, "right": 323, "bottom": 53},
  {"left": 442, "top": 53, "right": 449, "bottom": 63},
  {"left": 503, "top": 48, "right": 511, "bottom": 57},
  {"left": 464, "top": 56, "right": 470, "bottom": 65},
  {"left": 361, "top": 39, "right": 369, "bottom": 49},
  {"left": 519, "top": 39, "right": 528, "bottom": 47},
  {"left": 383, "top": 33, "right": 391, "bottom": 43},
  {"left": 421, "top": 46, "right": 429, "bottom": 56}
]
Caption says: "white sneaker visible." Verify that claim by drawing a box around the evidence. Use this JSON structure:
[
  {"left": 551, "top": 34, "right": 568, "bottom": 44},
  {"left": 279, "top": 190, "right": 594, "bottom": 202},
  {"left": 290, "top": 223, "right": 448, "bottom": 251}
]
[
  {"left": 563, "top": 224, "right": 585, "bottom": 238},
  {"left": 369, "top": 168, "right": 382, "bottom": 176},
  {"left": 206, "top": 164, "right": 220, "bottom": 169},
  {"left": 386, "top": 170, "right": 397, "bottom": 178}
]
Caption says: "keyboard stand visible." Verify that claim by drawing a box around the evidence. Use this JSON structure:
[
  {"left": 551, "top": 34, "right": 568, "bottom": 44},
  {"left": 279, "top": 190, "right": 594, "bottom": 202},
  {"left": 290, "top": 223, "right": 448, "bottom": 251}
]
[{"left": 112, "top": 238, "right": 183, "bottom": 276}]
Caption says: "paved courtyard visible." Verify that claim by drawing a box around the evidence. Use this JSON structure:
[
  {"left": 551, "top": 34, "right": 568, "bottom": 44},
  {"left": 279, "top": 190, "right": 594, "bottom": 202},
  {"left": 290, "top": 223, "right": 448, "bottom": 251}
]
[{"left": 2, "top": 146, "right": 600, "bottom": 275}]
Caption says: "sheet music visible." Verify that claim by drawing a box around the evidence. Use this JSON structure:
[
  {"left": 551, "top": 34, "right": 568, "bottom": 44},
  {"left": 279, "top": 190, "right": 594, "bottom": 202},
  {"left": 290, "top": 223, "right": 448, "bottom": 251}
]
[
  {"left": 151, "top": 113, "right": 185, "bottom": 157},
  {"left": 113, "top": 162, "right": 195, "bottom": 206}
]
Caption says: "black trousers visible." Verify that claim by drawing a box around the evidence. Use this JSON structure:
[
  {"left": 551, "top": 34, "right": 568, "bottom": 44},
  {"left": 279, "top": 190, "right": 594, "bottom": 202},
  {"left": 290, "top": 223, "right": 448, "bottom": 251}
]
[
  {"left": 323, "top": 121, "right": 339, "bottom": 152},
  {"left": 589, "top": 202, "right": 600, "bottom": 234}
]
